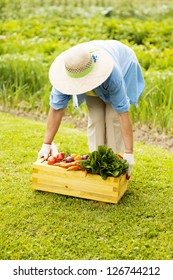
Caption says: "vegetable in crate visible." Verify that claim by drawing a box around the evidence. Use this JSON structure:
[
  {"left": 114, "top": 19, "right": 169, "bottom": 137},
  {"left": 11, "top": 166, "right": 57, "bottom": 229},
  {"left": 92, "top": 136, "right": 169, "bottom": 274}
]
[{"left": 80, "top": 145, "right": 129, "bottom": 180}]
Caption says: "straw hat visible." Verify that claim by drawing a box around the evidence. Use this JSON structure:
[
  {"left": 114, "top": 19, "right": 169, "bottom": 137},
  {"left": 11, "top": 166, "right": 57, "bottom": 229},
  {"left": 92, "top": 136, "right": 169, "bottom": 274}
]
[{"left": 49, "top": 44, "right": 114, "bottom": 95}]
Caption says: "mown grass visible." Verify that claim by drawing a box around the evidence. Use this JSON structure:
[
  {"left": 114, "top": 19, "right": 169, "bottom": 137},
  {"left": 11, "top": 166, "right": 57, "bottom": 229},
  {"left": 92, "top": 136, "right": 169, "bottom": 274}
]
[{"left": 0, "top": 112, "right": 173, "bottom": 260}]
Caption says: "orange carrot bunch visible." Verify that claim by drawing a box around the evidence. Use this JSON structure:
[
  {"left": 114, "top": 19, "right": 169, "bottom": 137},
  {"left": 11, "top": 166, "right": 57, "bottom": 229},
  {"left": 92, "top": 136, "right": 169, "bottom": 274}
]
[{"left": 53, "top": 160, "right": 84, "bottom": 171}]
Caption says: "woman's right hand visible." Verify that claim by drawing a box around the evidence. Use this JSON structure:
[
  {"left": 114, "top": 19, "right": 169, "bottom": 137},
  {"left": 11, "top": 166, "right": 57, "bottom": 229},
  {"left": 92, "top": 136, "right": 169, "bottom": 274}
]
[{"left": 38, "top": 142, "right": 58, "bottom": 159}]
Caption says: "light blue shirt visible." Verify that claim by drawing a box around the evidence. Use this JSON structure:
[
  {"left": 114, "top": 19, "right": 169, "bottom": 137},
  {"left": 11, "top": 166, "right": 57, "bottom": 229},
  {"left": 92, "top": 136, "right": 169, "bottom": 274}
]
[{"left": 50, "top": 40, "right": 145, "bottom": 113}]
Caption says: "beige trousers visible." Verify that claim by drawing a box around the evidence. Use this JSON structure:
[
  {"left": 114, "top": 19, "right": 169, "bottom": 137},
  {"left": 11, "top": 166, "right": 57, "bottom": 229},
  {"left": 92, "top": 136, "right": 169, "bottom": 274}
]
[{"left": 86, "top": 96, "right": 124, "bottom": 154}]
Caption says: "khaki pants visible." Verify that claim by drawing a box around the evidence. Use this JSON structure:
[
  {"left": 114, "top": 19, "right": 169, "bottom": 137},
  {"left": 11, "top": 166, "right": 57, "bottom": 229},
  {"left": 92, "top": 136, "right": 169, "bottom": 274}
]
[{"left": 86, "top": 96, "right": 124, "bottom": 154}]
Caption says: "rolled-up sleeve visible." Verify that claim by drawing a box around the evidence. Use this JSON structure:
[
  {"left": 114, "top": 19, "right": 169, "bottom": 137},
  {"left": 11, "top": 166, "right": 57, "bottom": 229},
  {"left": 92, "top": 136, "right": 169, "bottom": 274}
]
[{"left": 50, "top": 87, "right": 72, "bottom": 110}]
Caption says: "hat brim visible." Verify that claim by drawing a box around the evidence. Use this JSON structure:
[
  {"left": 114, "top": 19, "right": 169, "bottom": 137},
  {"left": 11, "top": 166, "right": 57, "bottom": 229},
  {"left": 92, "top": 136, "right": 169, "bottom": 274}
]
[{"left": 48, "top": 45, "right": 114, "bottom": 95}]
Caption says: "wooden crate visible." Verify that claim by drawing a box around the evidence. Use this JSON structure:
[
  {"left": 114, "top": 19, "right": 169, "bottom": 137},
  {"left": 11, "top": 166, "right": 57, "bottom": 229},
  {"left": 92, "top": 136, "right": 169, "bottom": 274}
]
[{"left": 32, "top": 161, "right": 128, "bottom": 204}]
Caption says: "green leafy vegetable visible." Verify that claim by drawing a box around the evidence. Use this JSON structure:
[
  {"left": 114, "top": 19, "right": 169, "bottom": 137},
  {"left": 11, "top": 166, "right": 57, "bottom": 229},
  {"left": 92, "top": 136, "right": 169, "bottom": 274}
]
[{"left": 80, "top": 145, "right": 129, "bottom": 180}]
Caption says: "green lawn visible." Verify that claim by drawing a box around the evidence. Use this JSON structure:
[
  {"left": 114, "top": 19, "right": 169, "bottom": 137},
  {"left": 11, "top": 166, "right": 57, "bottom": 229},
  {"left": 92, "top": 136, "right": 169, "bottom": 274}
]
[{"left": 0, "top": 112, "right": 173, "bottom": 260}]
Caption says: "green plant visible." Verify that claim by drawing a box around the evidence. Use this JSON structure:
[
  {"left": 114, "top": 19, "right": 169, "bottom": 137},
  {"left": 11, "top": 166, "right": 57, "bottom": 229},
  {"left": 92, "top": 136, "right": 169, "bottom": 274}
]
[
  {"left": 130, "top": 70, "right": 173, "bottom": 133},
  {"left": 80, "top": 145, "right": 128, "bottom": 179}
]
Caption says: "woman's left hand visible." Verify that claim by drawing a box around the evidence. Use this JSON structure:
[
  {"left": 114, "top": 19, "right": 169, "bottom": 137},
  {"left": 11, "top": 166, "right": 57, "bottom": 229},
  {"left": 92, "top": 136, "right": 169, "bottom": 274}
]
[{"left": 123, "top": 152, "right": 134, "bottom": 179}]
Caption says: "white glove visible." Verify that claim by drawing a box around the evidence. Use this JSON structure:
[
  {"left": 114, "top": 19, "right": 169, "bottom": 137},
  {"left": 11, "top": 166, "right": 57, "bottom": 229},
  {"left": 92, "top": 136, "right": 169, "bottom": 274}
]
[
  {"left": 38, "top": 142, "right": 58, "bottom": 159},
  {"left": 50, "top": 142, "right": 59, "bottom": 157},
  {"left": 123, "top": 152, "right": 134, "bottom": 179}
]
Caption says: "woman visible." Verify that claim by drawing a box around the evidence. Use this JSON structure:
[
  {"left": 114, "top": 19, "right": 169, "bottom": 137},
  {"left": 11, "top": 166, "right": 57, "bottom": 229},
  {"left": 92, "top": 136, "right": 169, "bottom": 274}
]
[{"left": 38, "top": 40, "right": 145, "bottom": 178}]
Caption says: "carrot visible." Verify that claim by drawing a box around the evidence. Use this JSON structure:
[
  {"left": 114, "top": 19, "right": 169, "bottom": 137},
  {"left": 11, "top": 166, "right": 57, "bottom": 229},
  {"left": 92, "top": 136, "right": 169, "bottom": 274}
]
[
  {"left": 61, "top": 162, "right": 76, "bottom": 168},
  {"left": 67, "top": 165, "right": 81, "bottom": 171},
  {"left": 53, "top": 160, "right": 84, "bottom": 170},
  {"left": 53, "top": 162, "right": 61, "bottom": 166},
  {"left": 53, "top": 162, "right": 75, "bottom": 168}
]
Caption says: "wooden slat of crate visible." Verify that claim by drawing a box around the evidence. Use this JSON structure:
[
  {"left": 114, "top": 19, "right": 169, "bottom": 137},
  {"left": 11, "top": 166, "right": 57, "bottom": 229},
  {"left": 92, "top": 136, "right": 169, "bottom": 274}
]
[{"left": 32, "top": 162, "right": 128, "bottom": 204}]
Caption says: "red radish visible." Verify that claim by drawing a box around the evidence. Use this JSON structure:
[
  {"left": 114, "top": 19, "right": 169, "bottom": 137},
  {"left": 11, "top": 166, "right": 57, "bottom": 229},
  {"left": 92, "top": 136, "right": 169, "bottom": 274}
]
[
  {"left": 57, "top": 152, "right": 65, "bottom": 161},
  {"left": 48, "top": 156, "right": 57, "bottom": 165}
]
